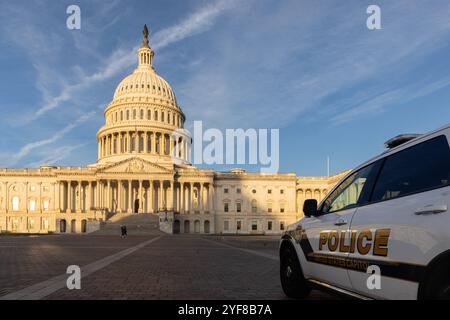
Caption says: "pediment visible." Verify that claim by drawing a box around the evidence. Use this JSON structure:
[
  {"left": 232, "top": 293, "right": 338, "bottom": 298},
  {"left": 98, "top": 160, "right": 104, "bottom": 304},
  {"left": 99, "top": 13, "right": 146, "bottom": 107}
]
[{"left": 97, "top": 157, "right": 173, "bottom": 174}]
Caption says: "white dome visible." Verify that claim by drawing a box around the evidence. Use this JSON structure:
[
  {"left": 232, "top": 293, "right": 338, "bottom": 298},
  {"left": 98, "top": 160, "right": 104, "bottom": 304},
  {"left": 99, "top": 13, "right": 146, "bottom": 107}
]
[{"left": 113, "top": 67, "right": 178, "bottom": 106}]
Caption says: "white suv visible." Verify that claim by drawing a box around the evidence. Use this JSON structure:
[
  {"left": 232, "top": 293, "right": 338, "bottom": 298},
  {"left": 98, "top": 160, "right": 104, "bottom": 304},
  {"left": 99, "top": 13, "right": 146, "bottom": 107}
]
[{"left": 280, "top": 124, "right": 450, "bottom": 300}]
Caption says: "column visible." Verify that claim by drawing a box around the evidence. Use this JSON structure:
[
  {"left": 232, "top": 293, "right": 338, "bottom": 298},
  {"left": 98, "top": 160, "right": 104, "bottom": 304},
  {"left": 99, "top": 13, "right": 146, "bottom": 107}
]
[
  {"left": 151, "top": 132, "right": 156, "bottom": 154},
  {"left": 179, "top": 138, "right": 183, "bottom": 160},
  {"left": 158, "top": 181, "right": 163, "bottom": 211},
  {"left": 149, "top": 181, "right": 155, "bottom": 213},
  {"left": 209, "top": 183, "right": 214, "bottom": 211},
  {"left": 205, "top": 184, "right": 209, "bottom": 212},
  {"left": 138, "top": 180, "right": 143, "bottom": 213},
  {"left": 86, "top": 181, "right": 92, "bottom": 212},
  {"left": 199, "top": 183, "right": 204, "bottom": 213},
  {"left": 170, "top": 136, "right": 175, "bottom": 158},
  {"left": 106, "top": 135, "right": 109, "bottom": 156},
  {"left": 180, "top": 183, "right": 185, "bottom": 214},
  {"left": 144, "top": 132, "right": 148, "bottom": 153},
  {"left": 177, "top": 183, "right": 181, "bottom": 213},
  {"left": 67, "top": 181, "right": 72, "bottom": 213},
  {"left": 76, "top": 181, "right": 82, "bottom": 212},
  {"left": 117, "top": 180, "right": 122, "bottom": 213},
  {"left": 96, "top": 180, "right": 100, "bottom": 209},
  {"left": 49, "top": 182, "right": 58, "bottom": 211},
  {"left": 2, "top": 182, "right": 7, "bottom": 212},
  {"left": 106, "top": 180, "right": 111, "bottom": 212},
  {"left": 189, "top": 182, "right": 194, "bottom": 213},
  {"left": 148, "top": 181, "right": 153, "bottom": 213},
  {"left": 135, "top": 132, "right": 139, "bottom": 153},
  {"left": 128, "top": 180, "right": 132, "bottom": 213},
  {"left": 168, "top": 181, "right": 173, "bottom": 211},
  {"left": 126, "top": 132, "right": 130, "bottom": 153},
  {"left": 53, "top": 182, "right": 59, "bottom": 211}
]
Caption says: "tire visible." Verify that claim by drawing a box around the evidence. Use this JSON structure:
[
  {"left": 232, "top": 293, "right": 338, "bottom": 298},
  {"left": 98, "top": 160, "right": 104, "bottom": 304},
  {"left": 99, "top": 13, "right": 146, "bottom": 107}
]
[
  {"left": 421, "top": 259, "right": 450, "bottom": 300},
  {"left": 280, "top": 245, "right": 311, "bottom": 299}
]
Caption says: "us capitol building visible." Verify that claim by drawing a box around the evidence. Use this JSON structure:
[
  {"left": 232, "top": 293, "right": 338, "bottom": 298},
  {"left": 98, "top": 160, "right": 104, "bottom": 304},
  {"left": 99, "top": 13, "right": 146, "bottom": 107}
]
[{"left": 0, "top": 26, "right": 347, "bottom": 235}]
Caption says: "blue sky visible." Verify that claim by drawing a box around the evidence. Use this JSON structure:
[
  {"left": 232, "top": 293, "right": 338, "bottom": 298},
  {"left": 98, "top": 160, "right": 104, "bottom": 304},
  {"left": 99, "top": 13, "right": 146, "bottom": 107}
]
[{"left": 1, "top": 0, "right": 450, "bottom": 176}]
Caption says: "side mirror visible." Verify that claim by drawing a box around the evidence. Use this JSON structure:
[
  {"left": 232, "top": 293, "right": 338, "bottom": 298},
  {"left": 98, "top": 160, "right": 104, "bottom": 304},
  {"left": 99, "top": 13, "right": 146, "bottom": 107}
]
[{"left": 303, "top": 199, "right": 318, "bottom": 217}]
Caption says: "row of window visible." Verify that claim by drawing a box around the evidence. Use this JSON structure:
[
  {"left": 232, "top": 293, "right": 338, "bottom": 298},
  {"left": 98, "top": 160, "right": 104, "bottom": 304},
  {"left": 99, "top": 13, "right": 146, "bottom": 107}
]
[
  {"left": 118, "top": 82, "right": 175, "bottom": 101},
  {"left": 223, "top": 187, "right": 285, "bottom": 195},
  {"left": 29, "top": 185, "right": 50, "bottom": 192},
  {"left": 6, "top": 218, "right": 50, "bottom": 231},
  {"left": 107, "top": 108, "right": 183, "bottom": 127},
  {"left": 9, "top": 197, "right": 50, "bottom": 212},
  {"left": 223, "top": 200, "right": 285, "bottom": 213},
  {"left": 223, "top": 220, "right": 285, "bottom": 232}
]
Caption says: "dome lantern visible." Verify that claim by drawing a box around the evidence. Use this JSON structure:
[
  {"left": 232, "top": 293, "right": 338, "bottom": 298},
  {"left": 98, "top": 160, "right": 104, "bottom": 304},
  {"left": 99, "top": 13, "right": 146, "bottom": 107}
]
[{"left": 138, "top": 24, "right": 154, "bottom": 69}]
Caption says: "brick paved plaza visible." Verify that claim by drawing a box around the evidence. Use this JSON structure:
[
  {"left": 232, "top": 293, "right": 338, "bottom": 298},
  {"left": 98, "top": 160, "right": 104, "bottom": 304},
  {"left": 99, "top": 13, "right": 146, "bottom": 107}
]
[{"left": 0, "top": 232, "right": 333, "bottom": 300}]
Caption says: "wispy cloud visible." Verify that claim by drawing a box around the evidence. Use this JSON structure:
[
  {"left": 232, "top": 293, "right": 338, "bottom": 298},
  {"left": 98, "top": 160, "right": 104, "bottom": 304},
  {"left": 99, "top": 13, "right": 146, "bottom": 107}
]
[
  {"left": 178, "top": 0, "right": 450, "bottom": 129},
  {"left": 27, "top": 143, "right": 88, "bottom": 168},
  {"left": 30, "top": 0, "right": 238, "bottom": 120},
  {"left": 330, "top": 77, "right": 450, "bottom": 124},
  {"left": 0, "top": 0, "right": 239, "bottom": 166},
  {"left": 0, "top": 112, "right": 95, "bottom": 167}
]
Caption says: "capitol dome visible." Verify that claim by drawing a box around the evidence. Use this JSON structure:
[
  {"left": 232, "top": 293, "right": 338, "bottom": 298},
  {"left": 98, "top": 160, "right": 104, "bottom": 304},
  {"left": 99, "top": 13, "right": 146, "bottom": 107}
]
[
  {"left": 96, "top": 25, "right": 191, "bottom": 166},
  {"left": 112, "top": 61, "right": 178, "bottom": 106}
]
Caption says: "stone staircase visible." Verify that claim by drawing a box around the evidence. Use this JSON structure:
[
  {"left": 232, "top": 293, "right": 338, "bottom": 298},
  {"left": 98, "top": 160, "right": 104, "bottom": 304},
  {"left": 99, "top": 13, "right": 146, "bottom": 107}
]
[{"left": 92, "top": 213, "right": 163, "bottom": 235}]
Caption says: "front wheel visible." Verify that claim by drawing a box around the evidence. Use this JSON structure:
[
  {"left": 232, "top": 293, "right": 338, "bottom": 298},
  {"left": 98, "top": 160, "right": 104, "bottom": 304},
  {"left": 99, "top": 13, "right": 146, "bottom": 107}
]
[
  {"left": 421, "top": 260, "right": 450, "bottom": 300},
  {"left": 280, "top": 245, "right": 311, "bottom": 299}
]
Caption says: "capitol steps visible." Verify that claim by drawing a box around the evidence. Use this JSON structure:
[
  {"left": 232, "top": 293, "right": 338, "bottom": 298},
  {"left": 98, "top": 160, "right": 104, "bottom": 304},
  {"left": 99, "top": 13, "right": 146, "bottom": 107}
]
[{"left": 91, "top": 213, "right": 163, "bottom": 235}]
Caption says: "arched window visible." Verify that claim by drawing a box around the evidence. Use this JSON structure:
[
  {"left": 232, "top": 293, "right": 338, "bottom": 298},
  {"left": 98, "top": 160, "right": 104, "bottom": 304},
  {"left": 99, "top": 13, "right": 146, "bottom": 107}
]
[
  {"left": 126, "top": 110, "right": 130, "bottom": 120},
  {"left": 154, "top": 110, "right": 158, "bottom": 121},
  {"left": 147, "top": 109, "right": 151, "bottom": 120},
  {"left": 140, "top": 109, "right": 144, "bottom": 119},
  {"left": 120, "top": 111, "right": 123, "bottom": 121},
  {"left": 161, "top": 112, "right": 164, "bottom": 122},
  {"left": 133, "top": 109, "right": 136, "bottom": 119}
]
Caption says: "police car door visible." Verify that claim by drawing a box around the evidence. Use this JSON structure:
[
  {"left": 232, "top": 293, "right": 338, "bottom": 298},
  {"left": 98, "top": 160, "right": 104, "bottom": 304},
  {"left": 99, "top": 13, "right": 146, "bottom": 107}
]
[
  {"left": 301, "top": 162, "right": 380, "bottom": 290},
  {"left": 348, "top": 135, "right": 450, "bottom": 299}
]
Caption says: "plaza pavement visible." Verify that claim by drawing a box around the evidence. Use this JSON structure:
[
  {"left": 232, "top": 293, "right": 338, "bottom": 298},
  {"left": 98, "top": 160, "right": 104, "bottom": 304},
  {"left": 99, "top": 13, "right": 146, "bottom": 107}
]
[{"left": 0, "top": 233, "right": 334, "bottom": 300}]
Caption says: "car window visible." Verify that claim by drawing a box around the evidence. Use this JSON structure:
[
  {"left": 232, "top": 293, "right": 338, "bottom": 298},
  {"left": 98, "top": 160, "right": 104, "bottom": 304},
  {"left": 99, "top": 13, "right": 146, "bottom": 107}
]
[
  {"left": 322, "top": 163, "right": 377, "bottom": 213},
  {"left": 371, "top": 135, "right": 450, "bottom": 202}
]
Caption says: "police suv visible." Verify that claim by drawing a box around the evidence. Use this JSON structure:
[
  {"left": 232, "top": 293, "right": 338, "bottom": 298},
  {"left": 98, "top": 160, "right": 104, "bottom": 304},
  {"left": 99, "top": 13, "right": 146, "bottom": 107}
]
[{"left": 280, "top": 124, "right": 450, "bottom": 300}]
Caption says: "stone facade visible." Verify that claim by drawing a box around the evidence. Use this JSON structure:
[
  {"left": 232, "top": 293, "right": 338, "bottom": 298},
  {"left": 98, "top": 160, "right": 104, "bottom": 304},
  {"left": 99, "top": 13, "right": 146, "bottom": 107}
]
[{"left": 0, "top": 27, "right": 348, "bottom": 235}]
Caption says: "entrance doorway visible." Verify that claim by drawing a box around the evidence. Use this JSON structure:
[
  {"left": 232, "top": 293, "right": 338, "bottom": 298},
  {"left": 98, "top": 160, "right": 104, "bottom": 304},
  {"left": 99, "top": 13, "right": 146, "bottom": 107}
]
[
  {"left": 174, "top": 220, "right": 180, "bottom": 234},
  {"left": 60, "top": 219, "right": 67, "bottom": 233},
  {"left": 134, "top": 199, "right": 140, "bottom": 213}
]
